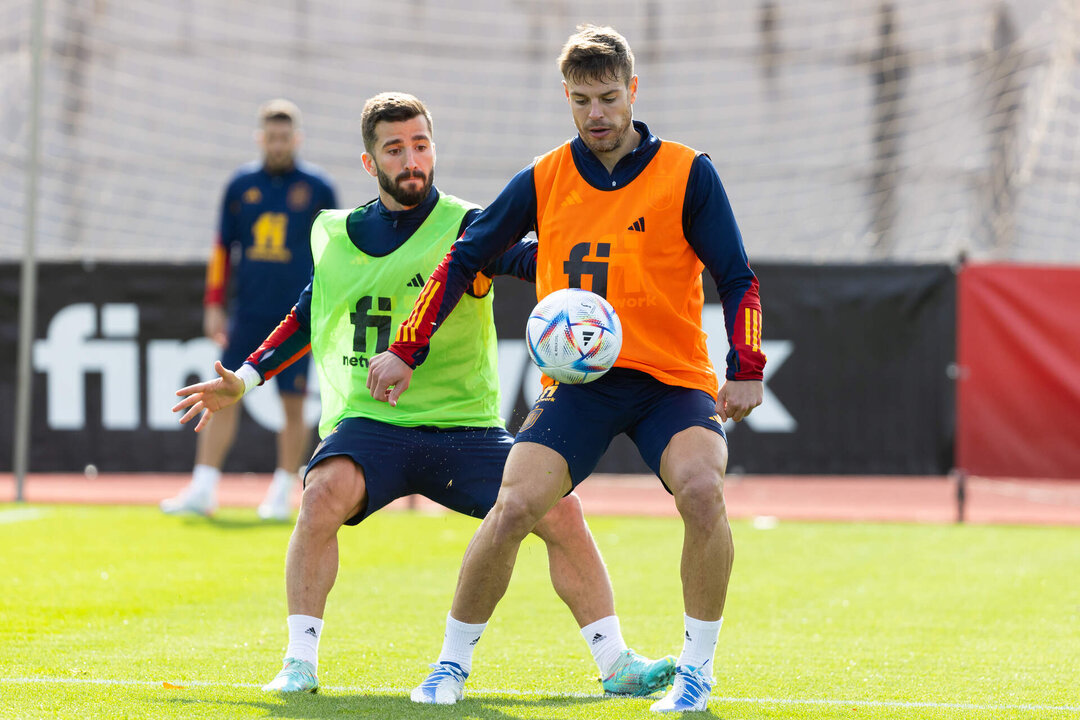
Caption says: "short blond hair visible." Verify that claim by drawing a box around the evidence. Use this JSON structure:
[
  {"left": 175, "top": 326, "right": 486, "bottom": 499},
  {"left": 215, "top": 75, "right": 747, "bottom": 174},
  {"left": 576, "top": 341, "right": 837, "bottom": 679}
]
[
  {"left": 257, "top": 98, "right": 302, "bottom": 127},
  {"left": 557, "top": 24, "right": 635, "bottom": 86}
]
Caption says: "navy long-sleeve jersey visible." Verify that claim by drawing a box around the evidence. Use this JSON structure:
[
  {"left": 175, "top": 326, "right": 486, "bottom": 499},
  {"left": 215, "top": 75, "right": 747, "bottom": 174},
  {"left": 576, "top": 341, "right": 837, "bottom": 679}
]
[{"left": 205, "top": 160, "right": 338, "bottom": 323}]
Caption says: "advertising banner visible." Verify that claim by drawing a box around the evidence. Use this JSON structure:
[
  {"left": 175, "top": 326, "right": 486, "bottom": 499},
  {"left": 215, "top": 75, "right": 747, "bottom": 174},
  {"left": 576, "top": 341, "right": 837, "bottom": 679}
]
[{"left": 1, "top": 262, "right": 955, "bottom": 474}]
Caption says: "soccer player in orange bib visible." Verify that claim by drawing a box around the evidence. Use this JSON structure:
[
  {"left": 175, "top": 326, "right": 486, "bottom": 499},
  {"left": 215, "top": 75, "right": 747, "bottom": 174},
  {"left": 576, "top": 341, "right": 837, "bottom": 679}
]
[{"left": 368, "top": 25, "right": 766, "bottom": 712}]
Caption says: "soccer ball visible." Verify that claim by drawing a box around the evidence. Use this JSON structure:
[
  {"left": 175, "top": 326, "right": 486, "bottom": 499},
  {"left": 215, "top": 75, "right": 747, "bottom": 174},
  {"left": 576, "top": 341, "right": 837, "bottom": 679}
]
[{"left": 525, "top": 288, "right": 622, "bottom": 384}]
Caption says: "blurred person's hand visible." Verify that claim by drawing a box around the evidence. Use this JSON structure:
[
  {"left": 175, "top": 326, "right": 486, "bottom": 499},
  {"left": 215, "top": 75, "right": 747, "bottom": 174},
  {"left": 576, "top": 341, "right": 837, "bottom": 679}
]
[{"left": 204, "top": 304, "right": 228, "bottom": 347}]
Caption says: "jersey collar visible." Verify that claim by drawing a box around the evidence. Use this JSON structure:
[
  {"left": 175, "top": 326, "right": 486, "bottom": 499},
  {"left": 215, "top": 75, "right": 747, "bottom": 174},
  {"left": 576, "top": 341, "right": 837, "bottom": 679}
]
[
  {"left": 375, "top": 185, "right": 439, "bottom": 225},
  {"left": 568, "top": 120, "right": 661, "bottom": 191}
]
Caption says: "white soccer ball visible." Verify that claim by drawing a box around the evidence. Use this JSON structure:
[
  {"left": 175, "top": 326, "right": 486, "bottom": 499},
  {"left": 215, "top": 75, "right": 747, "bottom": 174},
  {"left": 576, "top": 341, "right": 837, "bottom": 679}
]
[{"left": 525, "top": 288, "right": 622, "bottom": 384}]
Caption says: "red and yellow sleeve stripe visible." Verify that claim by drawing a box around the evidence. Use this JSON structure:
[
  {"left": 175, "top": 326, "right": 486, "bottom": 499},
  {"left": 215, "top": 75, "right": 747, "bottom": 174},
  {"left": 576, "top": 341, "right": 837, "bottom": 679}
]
[
  {"left": 731, "top": 275, "right": 766, "bottom": 380},
  {"left": 397, "top": 279, "right": 442, "bottom": 344},
  {"left": 744, "top": 308, "right": 762, "bottom": 353}
]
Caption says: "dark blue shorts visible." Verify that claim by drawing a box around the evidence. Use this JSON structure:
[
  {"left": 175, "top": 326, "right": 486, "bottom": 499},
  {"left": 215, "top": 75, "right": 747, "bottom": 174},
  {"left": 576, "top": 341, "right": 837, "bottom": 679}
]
[
  {"left": 223, "top": 316, "right": 310, "bottom": 394},
  {"left": 514, "top": 367, "right": 727, "bottom": 488},
  {"left": 305, "top": 416, "right": 511, "bottom": 526}
]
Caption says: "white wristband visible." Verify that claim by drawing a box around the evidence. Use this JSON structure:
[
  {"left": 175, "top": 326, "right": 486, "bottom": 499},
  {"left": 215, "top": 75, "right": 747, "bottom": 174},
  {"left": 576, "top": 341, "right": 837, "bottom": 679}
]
[{"left": 235, "top": 363, "right": 262, "bottom": 395}]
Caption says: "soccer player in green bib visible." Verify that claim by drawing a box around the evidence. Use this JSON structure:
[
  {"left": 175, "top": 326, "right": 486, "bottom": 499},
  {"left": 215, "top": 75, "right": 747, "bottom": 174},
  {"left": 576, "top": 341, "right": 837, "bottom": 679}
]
[{"left": 172, "top": 92, "right": 674, "bottom": 701}]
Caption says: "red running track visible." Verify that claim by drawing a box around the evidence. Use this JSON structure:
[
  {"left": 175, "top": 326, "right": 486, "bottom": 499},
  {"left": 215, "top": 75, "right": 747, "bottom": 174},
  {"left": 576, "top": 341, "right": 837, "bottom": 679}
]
[{"left": 3, "top": 473, "right": 1079, "bottom": 525}]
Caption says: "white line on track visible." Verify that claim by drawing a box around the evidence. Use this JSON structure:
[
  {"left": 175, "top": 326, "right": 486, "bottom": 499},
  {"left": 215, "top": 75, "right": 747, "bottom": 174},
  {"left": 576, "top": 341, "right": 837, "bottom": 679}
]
[
  {"left": 0, "top": 508, "right": 46, "bottom": 524},
  {"left": 2, "top": 677, "right": 1078, "bottom": 713}
]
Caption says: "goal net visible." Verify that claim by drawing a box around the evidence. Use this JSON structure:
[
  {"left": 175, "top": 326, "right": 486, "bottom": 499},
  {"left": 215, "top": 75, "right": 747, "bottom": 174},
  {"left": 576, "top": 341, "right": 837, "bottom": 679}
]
[{"left": 1, "top": 0, "right": 1078, "bottom": 263}]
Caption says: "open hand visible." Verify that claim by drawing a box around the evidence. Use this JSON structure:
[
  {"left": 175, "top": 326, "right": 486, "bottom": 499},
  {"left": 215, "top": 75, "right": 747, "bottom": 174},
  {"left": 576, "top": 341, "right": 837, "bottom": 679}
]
[{"left": 172, "top": 360, "right": 245, "bottom": 432}]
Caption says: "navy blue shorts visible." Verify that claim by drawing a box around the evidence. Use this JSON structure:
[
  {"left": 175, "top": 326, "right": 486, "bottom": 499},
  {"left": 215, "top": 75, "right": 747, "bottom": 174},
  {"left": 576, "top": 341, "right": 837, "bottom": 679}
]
[
  {"left": 305, "top": 416, "right": 511, "bottom": 526},
  {"left": 514, "top": 367, "right": 727, "bottom": 488},
  {"left": 223, "top": 316, "right": 310, "bottom": 394}
]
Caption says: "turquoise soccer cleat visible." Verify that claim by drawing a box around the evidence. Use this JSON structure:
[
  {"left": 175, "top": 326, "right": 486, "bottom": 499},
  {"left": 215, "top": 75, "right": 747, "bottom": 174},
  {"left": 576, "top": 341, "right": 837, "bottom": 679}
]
[
  {"left": 261, "top": 657, "right": 318, "bottom": 693},
  {"left": 410, "top": 661, "right": 468, "bottom": 704},
  {"left": 649, "top": 664, "right": 715, "bottom": 712},
  {"left": 601, "top": 649, "right": 677, "bottom": 696}
]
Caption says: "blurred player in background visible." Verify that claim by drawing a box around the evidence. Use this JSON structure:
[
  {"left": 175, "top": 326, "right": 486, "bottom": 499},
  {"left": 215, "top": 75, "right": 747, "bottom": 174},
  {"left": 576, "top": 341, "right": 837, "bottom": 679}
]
[
  {"left": 368, "top": 25, "right": 766, "bottom": 712},
  {"left": 161, "top": 99, "right": 338, "bottom": 521},
  {"left": 173, "top": 92, "right": 674, "bottom": 698}
]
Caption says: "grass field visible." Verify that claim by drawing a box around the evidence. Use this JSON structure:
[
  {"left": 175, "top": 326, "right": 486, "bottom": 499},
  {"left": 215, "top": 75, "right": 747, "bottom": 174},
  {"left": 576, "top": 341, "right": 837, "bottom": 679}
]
[{"left": 1, "top": 505, "right": 1078, "bottom": 719}]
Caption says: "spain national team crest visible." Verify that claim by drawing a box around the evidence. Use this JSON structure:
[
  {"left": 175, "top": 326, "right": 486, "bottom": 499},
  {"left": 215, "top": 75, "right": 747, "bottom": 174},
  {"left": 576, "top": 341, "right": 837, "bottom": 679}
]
[
  {"left": 288, "top": 182, "right": 311, "bottom": 211},
  {"left": 647, "top": 174, "right": 676, "bottom": 210},
  {"left": 519, "top": 408, "right": 543, "bottom": 433}
]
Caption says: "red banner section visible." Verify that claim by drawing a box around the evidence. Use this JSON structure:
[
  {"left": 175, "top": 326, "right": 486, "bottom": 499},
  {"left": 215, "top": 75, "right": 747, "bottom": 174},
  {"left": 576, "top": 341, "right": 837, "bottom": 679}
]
[{"left": 957, "top": 264, "right": 1080, "bottom": 478}]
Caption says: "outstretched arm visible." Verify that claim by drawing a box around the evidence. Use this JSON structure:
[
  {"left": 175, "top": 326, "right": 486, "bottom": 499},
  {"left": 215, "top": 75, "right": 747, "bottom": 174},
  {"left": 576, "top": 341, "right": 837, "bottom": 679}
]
[
  {"left": 176, "top": 282, "right": 314, "bottom": 430},
  {"left": 684, "top": 154, "right": 766, "bottom": 422},
  {"left": 204, "top": 178, "right": 240, "bottom": 346}
]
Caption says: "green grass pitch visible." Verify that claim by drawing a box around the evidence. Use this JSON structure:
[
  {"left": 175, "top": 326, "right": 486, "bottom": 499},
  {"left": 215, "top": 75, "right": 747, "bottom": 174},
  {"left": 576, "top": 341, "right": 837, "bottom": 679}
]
[{"left": 1, "top": 504, "right": 1078, "bottom": 719}]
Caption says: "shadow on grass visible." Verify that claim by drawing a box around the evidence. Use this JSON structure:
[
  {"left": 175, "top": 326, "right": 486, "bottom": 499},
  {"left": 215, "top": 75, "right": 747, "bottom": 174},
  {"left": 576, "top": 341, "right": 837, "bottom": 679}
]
[
  {"left": 157, "top": 691, "right": 731, "bottom": 719},
  {"left": 179, "top": 515, "right": 291, "bottom": 530}
]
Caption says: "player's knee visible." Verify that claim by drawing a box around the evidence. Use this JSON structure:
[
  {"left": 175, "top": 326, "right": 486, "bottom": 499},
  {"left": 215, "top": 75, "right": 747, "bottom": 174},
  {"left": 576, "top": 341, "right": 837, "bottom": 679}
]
[
  {"left": 296, "top": 481, "right": 338, "bottom": 531},
  {"left": 533, "top": 492, "right": 585, "bottom": 541},
  {"left": 672, "top": 471, "right": 727, "bottom": 528},
  {"left": 489, "top": 494, "right": 545, "bottom": 545},
  {"left": 546, "top": 491, "right": 583, "bottom": 524},
  {"left": 298, "top": 458, "right": 364, "bottom": 529}
]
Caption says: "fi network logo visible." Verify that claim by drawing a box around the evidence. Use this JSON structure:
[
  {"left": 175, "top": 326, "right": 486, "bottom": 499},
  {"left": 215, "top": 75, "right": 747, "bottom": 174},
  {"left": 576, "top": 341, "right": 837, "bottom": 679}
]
[
  {"left": 32, "top": 303, "right": 320, "bottom": 432},
  {"left": 33, "top": 303, "right": 140, "bottom": 429}
]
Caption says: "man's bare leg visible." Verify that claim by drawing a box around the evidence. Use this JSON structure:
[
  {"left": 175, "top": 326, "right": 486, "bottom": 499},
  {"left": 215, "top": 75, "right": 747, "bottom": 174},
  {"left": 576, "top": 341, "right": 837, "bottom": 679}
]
[
  {"left": 450, "top": 442, "right": 571, "bottom": 623},
  {"left": 660, "top": 427, "right": 732, "bottom": 623},
  {"left": 264, "top": 455, "right": 366, "bottom": 692},
  {"left": 651, "top": 426, "right": 731, "bottom": 712},
  {"left": 415, "top": 442, "right": 677, "bottom": 704}
]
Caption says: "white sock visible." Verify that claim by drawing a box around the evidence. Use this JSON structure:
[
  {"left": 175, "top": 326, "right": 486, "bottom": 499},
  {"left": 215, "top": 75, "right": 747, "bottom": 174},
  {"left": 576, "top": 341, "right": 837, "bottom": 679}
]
[
  {"left": 678, "top": 614, "right": 722, "bottom": 673},
  {"left": 285, "top": 615, "right": 323, "bottom": 670},
  {"left": 580, "top": 615, "right": 628, "bottom": 677},
  {"left": 191, "top": 465, "right": 220, "bottom": 494},
  {"left": 437, "top": 613, "right": 486, "bottom": 675}
]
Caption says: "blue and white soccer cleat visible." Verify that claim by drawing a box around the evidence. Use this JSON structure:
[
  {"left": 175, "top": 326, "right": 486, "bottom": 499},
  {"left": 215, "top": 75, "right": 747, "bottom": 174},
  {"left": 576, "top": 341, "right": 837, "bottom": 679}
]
[
  {"left": 601, "top": 649, "right": 677, "bottom": 696},
  {"left": 261, "top": 657, "right": 318, "bottom": 693},
  {"left": 410, "top": 661, "right": 468, "bottom": 704},
  {"left": 649, "top": 664, "right": 714, "bottom": 712}
]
